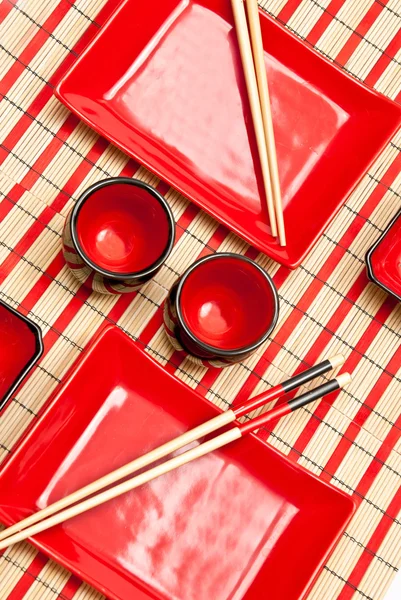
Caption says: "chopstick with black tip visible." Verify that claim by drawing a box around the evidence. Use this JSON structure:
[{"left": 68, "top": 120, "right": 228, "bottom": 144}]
[
  {"left": 0, "top": 373, "right": 351, "bottom": 550},
  {"left": 233, "top": 353, "right": 344, "bottom": 417}
]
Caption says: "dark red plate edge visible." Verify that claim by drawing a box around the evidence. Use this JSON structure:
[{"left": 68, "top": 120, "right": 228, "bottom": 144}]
[
  {"left": 0, "top": 324, "right": 356, "bottom": 600},
  {"left": 365, "top": 208, "right": 401, "bottom": 302},
  {"left": 53, "top": 1, "right": 401, "bottom": 269},
  {"left": 0, "top": 299, "right": 44, "bottom": 413}
]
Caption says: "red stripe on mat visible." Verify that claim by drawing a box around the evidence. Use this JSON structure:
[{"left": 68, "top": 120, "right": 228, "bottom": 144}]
[
  {"left": 0, "top": 184, "right": 25, "bottom": 223},
  {"left": 315, "top": 351, "right": 401, "bottom": 593},
  {"left": 0, "top": 0, "right": 119, "bottom": 156},
  {"left": 0, "top": 202, "right": 60, "bottom": 285},
  {"left": 10, "top": 114, "right": 78, "bottom": 189},
  {"left": 334, "top": 0, "right": 388, "bottom": 67},
  {"left": 352, "top": 347, "right": 401, "bottom": 430},
  {"left": 49, "top": 137, "right": 110, "bottom": 213},
  {"left": 0, "top": 109, "right": 79, "bottom": 170},
  {"left": 0, "top": 0, "right": 76, "bottom": 96},
  {"left": 0, "top": 0, "right": 16, "bottom": 24},
  {"left": 306, "top": 0, "right": 348, "bottom": 47},
  {"left": 0, "top": 136, "right": 111, "bottom": 285},
  {"left": 364, "top": 28, "right": 401, "bottom": 88},
  {"left": 335, "top": 432, "right": 401, "bottom": 599},
  {"left": 58, "top": 574, "right": 82, "bottom": 599},
  {"left": 107, "top": 293, "right": 139, "bottom": 326},
  {"left": 354, "top": 427, "right": 401, "bottom": 504},
  {"left": 137, "top": 309, "right": 164, "bottom": 349},
  {"left": 287, "top": 294, "right": 396, "bottom": 460},
  {"left": 17, "top": 252, "right": 67, "bottom": 316},
  {"left": 120, "top": 158, "right": 145, "bottom": 178},
  {"left": 321, "top": 347, "right": 401, "bottom": 482},
  {"left": 277, "top": 0, "right": 305, "bottom": 24},
  {"left": 4, "top": 551, "right": 48, "bottom": 600}
]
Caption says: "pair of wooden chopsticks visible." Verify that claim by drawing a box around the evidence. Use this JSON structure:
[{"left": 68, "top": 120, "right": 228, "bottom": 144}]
[
  {"left": 231, "top": 0, "right": 285, "bottom": 246},
  {"left": 0, "top": 355, "right": 350, "bottom": 550}
]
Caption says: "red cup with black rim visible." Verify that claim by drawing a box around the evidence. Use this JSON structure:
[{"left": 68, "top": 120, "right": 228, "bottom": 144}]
[
  {"left": 62, "top": 178, "right": 175, "bottom": 294},
  {"left": 164, "top": 253, "right": 279, "bottom": 367}
]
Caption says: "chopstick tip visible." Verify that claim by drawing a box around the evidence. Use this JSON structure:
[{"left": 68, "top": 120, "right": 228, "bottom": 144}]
[
  {"left": 329, "top": 354, "right": 345, "bottom": 369},
  {"left": 337, "top": 372, "right": 352, "bottom": 388}
]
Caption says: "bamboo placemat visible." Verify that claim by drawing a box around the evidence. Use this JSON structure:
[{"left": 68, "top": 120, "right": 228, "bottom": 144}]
[{"left": 0, "top": 0, "right": 400, "bottom": 599}]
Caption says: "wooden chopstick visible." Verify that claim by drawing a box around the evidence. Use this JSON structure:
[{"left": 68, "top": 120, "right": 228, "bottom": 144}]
[
  {"left": 0, "top": 355, "right": 344, "bottom": 544},
  {"left": 230, "top": 0, "right": 278, "bottom": 238},
  {"left": 0, "top": 374, "right": 351, "bottom": 551},
  {"left": 245, "top": 0, "right": 286, "bottom": 246}
]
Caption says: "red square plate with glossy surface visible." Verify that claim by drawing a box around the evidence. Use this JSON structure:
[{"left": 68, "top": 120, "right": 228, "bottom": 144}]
[
  {"left": 0, "top": 299, "right": 43, "bottom": 412},
  {"left": 366, "top": 209, "right": 401, "bottom": 302},
  {"left": 0, "top": 326, "right": 355, "bottom": 600},
  {"left": 54, "top": 0, "right": 401, "bottom": 268}
]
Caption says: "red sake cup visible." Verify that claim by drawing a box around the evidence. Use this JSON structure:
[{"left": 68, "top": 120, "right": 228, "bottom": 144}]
[
  {"left": 62, "top": 178, "right": 175, "bottom": 294},
  {"left": 164, "top": 253, "right": 279, "bottom": 367}
]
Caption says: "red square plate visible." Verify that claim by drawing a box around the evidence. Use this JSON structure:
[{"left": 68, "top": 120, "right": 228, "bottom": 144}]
[
  {"left": 0, "top": 299, "right": 43, "bottom": 411},
  {"left": 0, "top": 326, "right": 355, "bottom": 600},
  {"left": 54, "top": 0, "right": 401, "bottom": 268},
  {"left": 366, "top": 209, "right": 401, "bottom": 302}
]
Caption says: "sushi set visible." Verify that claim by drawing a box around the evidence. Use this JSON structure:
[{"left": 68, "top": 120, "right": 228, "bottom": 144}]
[{"left": 1, "top": 1, "right": 400, "bottom": 600}]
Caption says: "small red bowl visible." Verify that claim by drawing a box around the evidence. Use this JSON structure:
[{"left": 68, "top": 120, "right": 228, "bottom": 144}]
[
  {"left": 0, "top": 300, "right": 43, "bottom": 412},
  {"left": 366, "top": 209, "right": 401, "bottom": 302},
  {"left": 164, "top": 253, "right": 279, "bottom": 366},
  {"left": 63, "top": 178, "right": 175, "bottom": 294}
]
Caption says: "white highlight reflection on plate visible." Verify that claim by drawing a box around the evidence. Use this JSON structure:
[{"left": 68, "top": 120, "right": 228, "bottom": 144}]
[
  {"left": 38, "top": 386, "right": 128, "bottom": 508},
  {"left": 117, "top": 457, "right": 298, "bottom": 600}
]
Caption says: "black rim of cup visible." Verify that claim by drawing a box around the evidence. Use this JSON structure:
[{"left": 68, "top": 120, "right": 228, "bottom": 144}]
[
  {"left": 175, "top": 253, "right": 280, "bottom": 357},
  {"left": 70, "top": 177, "right": 175, "bottom": 280}
]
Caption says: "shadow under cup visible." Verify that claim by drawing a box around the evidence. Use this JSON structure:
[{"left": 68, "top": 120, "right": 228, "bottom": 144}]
[
  {"left": 62, "top": 178, "right": 175, "bottom": 294},
  {"left": 164, "top": 253, "right": 279, "bottom": 367}
]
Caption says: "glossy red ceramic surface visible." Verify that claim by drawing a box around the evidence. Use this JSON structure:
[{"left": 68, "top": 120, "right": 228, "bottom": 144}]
[
  {"left": 0, "top": 300, "right": 43, "bottom": 411},
  {"left": 180, "top": 255, "right": 276, "bottom": 350},
  {"left": 0, "top": 326, "right": 355, "bottom": 600},
  {"left": 77, "top": 182, "right": 171, "bottom": 274},
  {"left": 366, "top": 210, "right": 401, "bottom": 301},
  {"left": 55, "top": 0, "right": 401, "bottom": 268}
]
